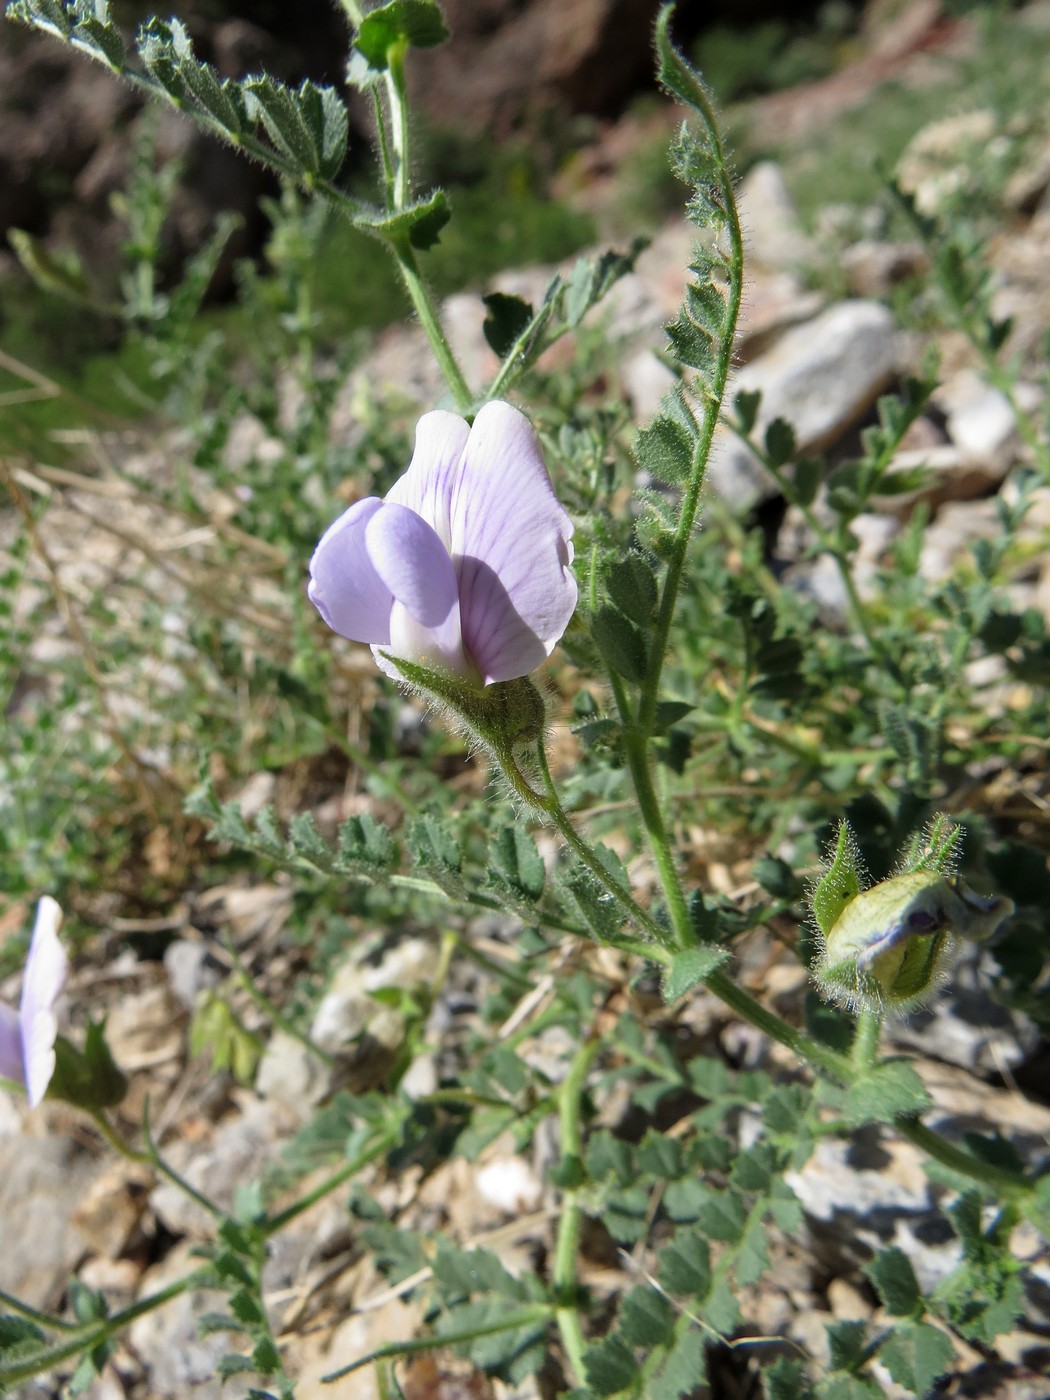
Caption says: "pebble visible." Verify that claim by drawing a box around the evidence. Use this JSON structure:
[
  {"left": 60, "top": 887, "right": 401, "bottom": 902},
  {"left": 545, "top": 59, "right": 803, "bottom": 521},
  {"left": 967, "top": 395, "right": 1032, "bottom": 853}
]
[
  {"left": 736, "top": 160, "right": 815, "bottom": 270},
  {"left": 841, "top": 239, "right": 929, "bottom": 297},
  {"left": 255, "top": 1029, "right": 331, "bottom": 1116},
  {"left": 919, "top": 499, "right": 1003, "bottom": 581},
  {"left": 128, "top": 1241, "right": 254, "bottom": 1400},
  {"left": 710, "top": 300, "right": 900, "bottom": 509},
  {"left": 0, "top": 1128, "right": 101, "bottom": 1308},
  {"left": 475, "top": 1155, "right": 544, "bottom": 1216},
  {"left": 164, "top": 937, "right": 222, "bottom": 1011},
  {"left": 310, "top": 934, "right": 442, "bottom": 1054}
]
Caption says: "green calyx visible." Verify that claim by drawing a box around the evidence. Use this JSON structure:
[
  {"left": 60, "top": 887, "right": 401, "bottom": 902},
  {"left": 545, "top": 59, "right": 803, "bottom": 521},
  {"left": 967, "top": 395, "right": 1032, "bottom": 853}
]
[
  {"left": 48, "top": 1021, "right": 128, "bottom": 1111},
  {"left": 812, "top": 818, "right": 1014, "bottom": 1014},
  {"left": 379, "top": 652, "right": 548, "bottom": 776}
]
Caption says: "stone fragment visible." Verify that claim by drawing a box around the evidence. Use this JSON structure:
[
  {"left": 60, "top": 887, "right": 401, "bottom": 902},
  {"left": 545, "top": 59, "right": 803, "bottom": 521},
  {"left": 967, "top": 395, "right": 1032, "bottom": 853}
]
[
  {"left": 475, "top": 1155, "right": 544, "bottom": 1216},
  {"left": 786, "top": 1131, "right": 952, "bottom": 1287},
  {"left": 311, "top": 935, "right": 441, "bottom": 1055},
  {"left": 293, "top": 1296, "right": 424, "bottom": 1400},
  {"left": 941, "top": 372, "right": 1043, "bottom": 475},
  {"left": 255, "top": 1030, "right": 331, "bottom": 1118},
  {"left": 735, "top": 268, "right": 825, "bottom": 361},
  {"left": 827, "top": 1277, "right": 873, "bottom": 1320},
  {"left": 711, "top": 301, "right": 899, "bottom": 510},
  {"left": 736, "top": 161, "right": 815, "bottom": 270},
  {"left": 887, "top": 952, "right": 1040, "bottom": 1073},
  {"left": 0, "top": 1128, "right": 101, "bottom": 1307},
  {"left": 72, "top": 1158, "right": 152, "bottom": 1256},
  {"left": 919, "top": 499, "right": 1002, "bottom": 581},
  {"left": 895, "top": 109, "right": 998, "bottom": 215},
  {"left": 129, "top": 1241, "right": 253, "bottom": 1400},
  {"left": 104, "top": 981, "right": 186, "bottom": 1073},
  {"left": 840, "top": 239, "right": 929, "bottom": 297},
  {"left": 164, "top": 938, "right": 222, "bottom": 1012}
]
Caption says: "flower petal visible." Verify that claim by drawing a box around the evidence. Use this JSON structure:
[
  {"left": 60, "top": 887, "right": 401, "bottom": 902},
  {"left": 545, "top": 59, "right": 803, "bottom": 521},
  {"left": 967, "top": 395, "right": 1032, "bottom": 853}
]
[
  {"left": 385, "top": 410, "right": 471, "bottom": 551},
  {"left": 450, "top": 401, "right": 577, "bottom": 684},
  {"left": 308, "top": 498, "right": 395, "bottom": 643},
  {"left": 0, "top": 1004, "right": 24, "bottom": 1089},
  {"left": 365, "top": 502, "right": 459, "bottom": 627},
  {"left": 20, "top": 896, "right": 67, "bottom": 1109},
  {"left": 365, "top": 503, "right": 472, "bottom": 677}
]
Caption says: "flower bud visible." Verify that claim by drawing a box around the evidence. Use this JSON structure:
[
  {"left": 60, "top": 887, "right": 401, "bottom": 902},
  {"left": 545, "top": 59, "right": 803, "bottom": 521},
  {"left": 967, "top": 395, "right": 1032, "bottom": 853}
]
[{"left": 815, "top": 870, "right": 1014, "bottom": 1013}]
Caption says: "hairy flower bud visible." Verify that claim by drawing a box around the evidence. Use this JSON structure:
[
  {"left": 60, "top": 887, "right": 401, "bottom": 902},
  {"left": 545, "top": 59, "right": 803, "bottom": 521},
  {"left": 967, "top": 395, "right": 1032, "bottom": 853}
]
[{"left": 815, "top": 870, "right": 1014, "bottom": 1013}]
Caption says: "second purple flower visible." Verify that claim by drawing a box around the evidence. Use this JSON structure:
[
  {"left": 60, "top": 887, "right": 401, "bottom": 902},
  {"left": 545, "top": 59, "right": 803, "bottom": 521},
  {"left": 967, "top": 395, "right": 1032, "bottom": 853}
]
[{"left": 308, "top": 401, "right": 577, "bottom": 687}]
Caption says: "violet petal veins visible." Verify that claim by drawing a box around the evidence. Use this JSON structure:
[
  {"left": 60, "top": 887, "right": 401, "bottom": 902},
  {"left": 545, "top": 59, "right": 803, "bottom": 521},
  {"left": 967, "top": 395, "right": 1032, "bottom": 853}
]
[
  {"left": 0, "top": 897, "right": 68, "bottom": 1108},
  {"left": 309, "top": 401, "right": 577, "bottom": 685}
]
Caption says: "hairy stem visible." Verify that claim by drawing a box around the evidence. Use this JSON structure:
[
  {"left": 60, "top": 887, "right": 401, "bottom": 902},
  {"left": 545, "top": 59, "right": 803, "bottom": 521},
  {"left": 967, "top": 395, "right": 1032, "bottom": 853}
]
[
  {"left": 553, "top": 1037, "right": 601, "bottom": 1384},
  {"left": 895, "top": 1118, "right": 1033, "bottom": 1200},
  {"left": 852, "top": 1008, "right": 882, "bottom": 1072},
  {"left": 0, "top": 1275, "right": 205, "bottom": 1390}
]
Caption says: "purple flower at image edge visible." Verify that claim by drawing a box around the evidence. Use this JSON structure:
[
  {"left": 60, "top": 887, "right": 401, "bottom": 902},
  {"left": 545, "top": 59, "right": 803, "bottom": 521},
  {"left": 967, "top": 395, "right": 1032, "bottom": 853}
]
[
  {"left": 308, "top": 400, "right": 578, "bottom": 686},
  {"left": 0, "top": 897, "right": 67, "bottom": 1108}
]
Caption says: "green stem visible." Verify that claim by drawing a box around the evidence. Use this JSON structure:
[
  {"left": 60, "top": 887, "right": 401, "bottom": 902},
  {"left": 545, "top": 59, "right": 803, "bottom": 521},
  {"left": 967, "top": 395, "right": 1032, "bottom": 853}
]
[
  {"left": 895, "top": 1118, "right": 1032, "bottom": 1200},
  {"left": 637, "top": 178, "right": 743, "bottom": 735},
  {"left": 512, "top": 754, "right": 1035, "bottom": 1203},
  {"left": 553, "top": 1037, "right": 601, "bottom": 1385},
  {"left": 322, "top": 1306, "right": 553, "bottom": 1383},
  {"left": 90, "top": 1108, "right": 150, "bottom": 1166},
  {"left": 226, "top": 943, "right": 335, "bottom": 1068},
  {"left": 703, "top": 971, "right": 852, "bottom": 1082},
  {"left": 0, "top": 1274, "right": 205, "bottom": 1390},
  {"left": 620, "top": 728, "right": 692, "bottom": 948},
  {"left": 385, "top": 41, "right": 411, "bottom": 211},
  {"left": 141, "top": 1106, "right": 226, "bottom": 1220},
  {"left": 852, "top": 1008, "right": 882, "bottom": 1072},
  {"left": 528, "top": 741, "right": 674, "bottom": 949},
  {"left": 263, "top": 1131, "right": 396, "bottom": 1236},
  {"left": 0, "top": 1290, "right": 74, "bottom": 1332},
  {"left": 372, "top": 86, "right": 396, "bottom": 210},
  {"left": 392, "top": 244, "right": 473, "bottom": 411}
]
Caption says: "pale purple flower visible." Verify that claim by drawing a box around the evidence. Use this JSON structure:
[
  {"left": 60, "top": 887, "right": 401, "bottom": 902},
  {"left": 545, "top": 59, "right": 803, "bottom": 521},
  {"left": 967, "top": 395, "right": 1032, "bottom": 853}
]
[
  {"left": 308, "top": 401, "right": 577, "bottom": 686},
  {"left": 0, "top": 897, "right": 67, "bottom": 1108}
]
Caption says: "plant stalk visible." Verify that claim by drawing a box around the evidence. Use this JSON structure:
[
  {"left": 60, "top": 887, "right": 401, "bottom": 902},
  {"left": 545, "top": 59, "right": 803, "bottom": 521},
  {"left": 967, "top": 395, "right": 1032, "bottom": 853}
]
[{"left": 553, "top": 1036, "right": 601, "bottom": 1385}]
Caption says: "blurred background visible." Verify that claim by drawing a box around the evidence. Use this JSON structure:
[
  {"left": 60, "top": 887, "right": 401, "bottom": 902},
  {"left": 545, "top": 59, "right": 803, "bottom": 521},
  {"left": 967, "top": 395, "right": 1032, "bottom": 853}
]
[{"left": 0, "top": 0, "right": 939, "bottom": 376}]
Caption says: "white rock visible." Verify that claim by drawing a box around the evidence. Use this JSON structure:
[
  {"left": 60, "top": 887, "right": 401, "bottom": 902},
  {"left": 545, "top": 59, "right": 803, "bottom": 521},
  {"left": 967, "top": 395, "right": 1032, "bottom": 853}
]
[
  {"left": 255, "top": 1029, "right": 331, "bottom": 1114},
  {"left": 0, "top": 1133, "right": 101, "bottom": 1307},
  {"left": 948, "top": 385, "right": 1017, "bottom": 462},
  {"left": 399, "top": 1050, "right": 438, "bottom": 1101},
  {"left": 919, "top": 499, "right": 1002, "bottom": 581},
  {"left": 841, "top": 239, "right": 928, "bottom": 297},
  {"left": 896, "top": 110, "right": 998, "bottom": 215},
  {"left": 164, "top": 938, "right": 220, "bottom": 1011},
  {"left": 710, "top": 301, "right": 900, "bottom": 510},
  {"left": 311, "top": 935, "right": 441, "bottom": 1054},
  {"left": 475, "top": 1155, "right": 543, "bottom": 1216},
  {"left": 736, "top": 160, "right": 814, "bottom": 270}
]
